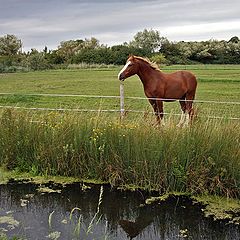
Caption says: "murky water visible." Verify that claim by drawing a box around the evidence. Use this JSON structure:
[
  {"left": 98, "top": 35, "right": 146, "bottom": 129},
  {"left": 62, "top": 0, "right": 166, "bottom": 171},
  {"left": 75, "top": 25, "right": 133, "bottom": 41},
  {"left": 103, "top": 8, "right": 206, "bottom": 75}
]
[{"left": 0, "top": 181, "right": 239, "bottom": 240}]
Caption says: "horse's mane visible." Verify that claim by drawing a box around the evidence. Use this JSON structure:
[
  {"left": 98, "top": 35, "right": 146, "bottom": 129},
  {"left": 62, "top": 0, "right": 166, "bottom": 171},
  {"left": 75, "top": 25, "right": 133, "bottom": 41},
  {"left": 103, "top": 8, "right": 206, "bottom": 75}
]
[{"left": 134, "top": 56, "right": 160, "bottom": 71}]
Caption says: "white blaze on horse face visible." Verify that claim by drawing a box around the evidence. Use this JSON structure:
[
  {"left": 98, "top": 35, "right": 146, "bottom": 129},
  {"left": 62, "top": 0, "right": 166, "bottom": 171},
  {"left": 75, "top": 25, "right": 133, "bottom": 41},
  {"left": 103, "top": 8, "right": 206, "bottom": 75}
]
[{"left": 118, "top": 61, "right": 132, "bottom": 80}]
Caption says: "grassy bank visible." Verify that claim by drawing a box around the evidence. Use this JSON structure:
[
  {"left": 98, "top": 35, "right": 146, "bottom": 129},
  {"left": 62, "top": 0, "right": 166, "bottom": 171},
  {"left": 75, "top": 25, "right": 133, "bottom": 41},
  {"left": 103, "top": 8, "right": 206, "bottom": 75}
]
[{"left": 0, "top": 109, "right": 239, "bottom": 197}]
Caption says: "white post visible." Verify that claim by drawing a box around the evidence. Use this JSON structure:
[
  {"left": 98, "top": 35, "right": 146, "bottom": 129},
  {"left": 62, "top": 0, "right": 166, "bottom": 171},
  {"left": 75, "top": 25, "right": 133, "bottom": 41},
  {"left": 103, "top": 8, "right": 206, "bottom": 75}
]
[{"left": 120, "top": 81, "right": 124, "bottom": 120}]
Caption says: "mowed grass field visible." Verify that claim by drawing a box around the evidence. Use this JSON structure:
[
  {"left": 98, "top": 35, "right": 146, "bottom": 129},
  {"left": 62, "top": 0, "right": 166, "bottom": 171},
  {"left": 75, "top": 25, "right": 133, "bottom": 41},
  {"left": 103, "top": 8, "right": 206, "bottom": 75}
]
[{"left": 0, "top": 65, "right": 240, "bottom": 119}]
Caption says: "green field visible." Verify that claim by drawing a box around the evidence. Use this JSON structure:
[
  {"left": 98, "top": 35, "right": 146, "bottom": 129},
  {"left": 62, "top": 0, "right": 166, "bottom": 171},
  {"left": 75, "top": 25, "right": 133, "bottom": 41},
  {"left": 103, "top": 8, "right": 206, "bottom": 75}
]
[{"left": 0, "top": 65, "right": 240, "bottom": 119}]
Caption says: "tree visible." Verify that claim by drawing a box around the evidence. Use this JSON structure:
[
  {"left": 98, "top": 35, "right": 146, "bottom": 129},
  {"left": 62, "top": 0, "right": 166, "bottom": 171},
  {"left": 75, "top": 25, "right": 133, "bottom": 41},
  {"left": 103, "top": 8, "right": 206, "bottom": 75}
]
[
  {"left": 57, "top": 39, "right": 84, "bottom": 61},
  {"left": 26, "top": 52, "right": 50, "bottom": 70},
  {"left": 72, "top": 47, "right": 111, "bottom": 64},
  {"left": 150, "top": 53, "right": 167, "bottom": 65},
  {"left": 129, "top": 29, "right": 163, "bottom": 54},
  {"left": 160, "top": 39, "right": 185, "bottom": 64},
  {"left": 0, "top": 34, "right": 22, "bottom": 56},
  {"left": 56, "top": 38, "right": 101, "bottom": 63},
  {"left": 83, "top": 37, "right": 100, "bottom": 49},
  {"left": 110, "top": 45, "right": 147, "bottom": 64},
  {"left": 228, "top": 36, "right": 239, "bottom": 44},
  {"left": 46, "top": 50, "right": 65, "bottom": 64}
]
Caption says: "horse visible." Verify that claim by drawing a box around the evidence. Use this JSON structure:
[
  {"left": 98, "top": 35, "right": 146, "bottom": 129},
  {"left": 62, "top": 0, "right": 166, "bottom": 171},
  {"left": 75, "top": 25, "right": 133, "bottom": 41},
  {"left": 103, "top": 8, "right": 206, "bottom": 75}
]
[{"left": 118, "top": 55, "right": 197, "bottom": 126}]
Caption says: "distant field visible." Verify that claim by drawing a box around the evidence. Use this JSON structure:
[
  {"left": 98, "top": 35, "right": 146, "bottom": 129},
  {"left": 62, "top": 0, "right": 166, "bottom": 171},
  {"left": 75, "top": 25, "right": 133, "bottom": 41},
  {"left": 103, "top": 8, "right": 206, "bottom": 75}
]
[{"left": 0, "top": 65, "right": 240, "bottom": 119}]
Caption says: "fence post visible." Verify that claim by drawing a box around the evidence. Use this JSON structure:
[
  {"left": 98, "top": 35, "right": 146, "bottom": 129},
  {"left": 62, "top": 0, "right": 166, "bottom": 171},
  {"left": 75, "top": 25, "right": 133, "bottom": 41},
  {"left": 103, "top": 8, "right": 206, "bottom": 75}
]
[{"left": 120, "top": 81, "right": 124, "bottom": 120}]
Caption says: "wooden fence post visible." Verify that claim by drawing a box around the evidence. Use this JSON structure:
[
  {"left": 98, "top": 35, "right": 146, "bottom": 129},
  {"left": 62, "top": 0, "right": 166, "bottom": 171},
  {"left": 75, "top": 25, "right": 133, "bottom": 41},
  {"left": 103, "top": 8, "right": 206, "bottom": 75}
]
[{"left": 120, "top": 81, "right": 124, "bottom": 120}]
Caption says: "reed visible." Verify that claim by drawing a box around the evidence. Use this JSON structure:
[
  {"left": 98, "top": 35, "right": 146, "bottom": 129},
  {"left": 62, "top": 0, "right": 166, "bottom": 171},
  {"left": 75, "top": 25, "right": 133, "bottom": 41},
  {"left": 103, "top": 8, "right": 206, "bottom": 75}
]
[
  {"left": 0, "top": 109, "right": 239, "bottom": 197},
  {"left": 46, "top": 186, "right": 105, "bottom": 239}
]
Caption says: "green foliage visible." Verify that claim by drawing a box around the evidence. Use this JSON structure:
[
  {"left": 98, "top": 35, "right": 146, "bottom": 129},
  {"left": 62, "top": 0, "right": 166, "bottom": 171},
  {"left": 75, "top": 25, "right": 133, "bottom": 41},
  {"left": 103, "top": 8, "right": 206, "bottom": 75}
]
[
  {"left": 150, "top": 53, "right": 167, "bottom": 65},
  {"left": 71, "top": 45, "right": 149, "bottom": 65},
  {"left": 25, "top": 52, "right": 52, "bottom": 71},
  {"left": 0, "top": 32, "right": 240, "bottom": 71},
  {"left": 72, "top": 47, "right": 112, "bottom": 64},
  {"left": 228, "top": 36, "right": 240, "bottom": 43},
  {"left": 129, "top": 29, "right": 164, "bottom": 54},
  {"left": 0, "top": 34, "right": 22, "bottom": 56},
  {"left": 161, "top": 39, "right": 240, "bottom": 64},
  {"left": 56, "top": 37, "right": 100, "bottom": 62},
  {"left": 46, "top": 50, "right": 65, "bottom": 64},
  {"left": 0, "top": 55, "right": 27, "bottom": 73}
]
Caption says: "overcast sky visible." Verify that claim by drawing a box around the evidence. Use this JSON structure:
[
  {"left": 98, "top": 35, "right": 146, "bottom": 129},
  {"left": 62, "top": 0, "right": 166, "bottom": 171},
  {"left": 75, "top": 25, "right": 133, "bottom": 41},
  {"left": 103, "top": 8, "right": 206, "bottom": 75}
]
[{"left": 0, "top": 0, "right": 240, "bottom": 51}]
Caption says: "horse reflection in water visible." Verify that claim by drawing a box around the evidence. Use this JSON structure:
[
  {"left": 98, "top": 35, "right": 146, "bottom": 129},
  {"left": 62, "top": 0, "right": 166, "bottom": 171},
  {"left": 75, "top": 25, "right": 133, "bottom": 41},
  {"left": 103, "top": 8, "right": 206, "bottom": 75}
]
[
  {"left": 119, "top": 208, "right": 154, "bottom": 239},
  {"left": 118, "top": 55, "right": 197, "bottom": 126}
]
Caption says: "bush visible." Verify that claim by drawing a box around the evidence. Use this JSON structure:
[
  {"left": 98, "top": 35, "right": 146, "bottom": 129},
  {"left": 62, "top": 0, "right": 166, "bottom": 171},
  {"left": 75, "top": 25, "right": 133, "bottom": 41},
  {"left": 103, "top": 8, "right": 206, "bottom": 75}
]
[{"left": 25, "top": 53, "right": 52, "bottom": 71}]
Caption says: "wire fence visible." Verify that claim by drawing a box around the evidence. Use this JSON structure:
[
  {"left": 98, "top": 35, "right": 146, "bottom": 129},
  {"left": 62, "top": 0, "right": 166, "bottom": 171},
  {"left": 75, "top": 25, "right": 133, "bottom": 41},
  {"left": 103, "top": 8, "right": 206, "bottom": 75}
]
[
  {"left": 1, "top": 92, "right": 240, "bottom": 105},
  {"left": 0, "top": 92, "right": 240, "bottom": 121}
]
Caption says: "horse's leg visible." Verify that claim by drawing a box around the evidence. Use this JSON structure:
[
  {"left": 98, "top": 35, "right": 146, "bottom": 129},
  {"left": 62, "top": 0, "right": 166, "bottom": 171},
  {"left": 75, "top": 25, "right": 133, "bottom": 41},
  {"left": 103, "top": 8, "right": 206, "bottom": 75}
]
[
  {"left": 149, "top": 99, "right": 164, "bottom": 125},
  {"left": 156, "top": 100, "right": 164, "bottom": 125},
  {"left": 148, "top": 99, "right": 159, "bottom": 123},
  {"left": 184, "top": 91, "right": 196, "bottom": 126},
  {"left": 177, "top": 97, "right": 186, "bottom": 127}
]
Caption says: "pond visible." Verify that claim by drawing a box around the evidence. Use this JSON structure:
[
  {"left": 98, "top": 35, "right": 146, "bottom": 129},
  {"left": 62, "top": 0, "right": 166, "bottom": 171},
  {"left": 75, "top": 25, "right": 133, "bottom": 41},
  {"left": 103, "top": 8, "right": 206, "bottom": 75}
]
[{"left": 0, "top": 181, "right": 239, "bottom": 240}]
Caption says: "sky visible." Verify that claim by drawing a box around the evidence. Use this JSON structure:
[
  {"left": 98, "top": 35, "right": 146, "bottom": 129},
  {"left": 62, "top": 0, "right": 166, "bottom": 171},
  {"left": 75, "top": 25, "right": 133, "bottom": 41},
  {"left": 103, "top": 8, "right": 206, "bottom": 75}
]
[{"left": 0, "top": 0, "right": 240, "bottom": 51}]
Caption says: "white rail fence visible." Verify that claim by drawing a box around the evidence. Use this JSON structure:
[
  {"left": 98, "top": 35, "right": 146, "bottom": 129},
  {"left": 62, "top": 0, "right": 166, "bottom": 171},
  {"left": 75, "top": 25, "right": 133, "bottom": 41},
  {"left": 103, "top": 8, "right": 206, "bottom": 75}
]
[{"left": 0, "top": 91, "right": 240, "bottom": 121}]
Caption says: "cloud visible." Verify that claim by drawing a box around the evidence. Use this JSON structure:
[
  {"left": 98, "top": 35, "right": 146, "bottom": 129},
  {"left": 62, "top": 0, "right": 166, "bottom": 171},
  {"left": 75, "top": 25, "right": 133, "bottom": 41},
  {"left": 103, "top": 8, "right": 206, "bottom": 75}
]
[
  {"left": 161, "top": 20, "right": 240, "bottom": 41},
  {"left": 0, "top": 0, "right": 239, "bottom": 50}
]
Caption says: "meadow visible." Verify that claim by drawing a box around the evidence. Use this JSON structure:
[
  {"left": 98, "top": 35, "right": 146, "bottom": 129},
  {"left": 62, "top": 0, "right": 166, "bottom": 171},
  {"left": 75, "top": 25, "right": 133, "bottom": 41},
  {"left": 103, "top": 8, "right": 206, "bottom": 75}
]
[
  {"left": 0, "top": 65, "right": 240, "bottom": 118},
  {"left": 0, "top": 65, "right": 239, "bottom": 197}
]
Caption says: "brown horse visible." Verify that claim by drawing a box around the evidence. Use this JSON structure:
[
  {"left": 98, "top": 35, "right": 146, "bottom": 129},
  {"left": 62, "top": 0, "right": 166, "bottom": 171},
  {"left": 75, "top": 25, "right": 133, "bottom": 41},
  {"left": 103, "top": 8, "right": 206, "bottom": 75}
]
[{"left": 118, "top": 55, "right": 197, "bottom": 126}]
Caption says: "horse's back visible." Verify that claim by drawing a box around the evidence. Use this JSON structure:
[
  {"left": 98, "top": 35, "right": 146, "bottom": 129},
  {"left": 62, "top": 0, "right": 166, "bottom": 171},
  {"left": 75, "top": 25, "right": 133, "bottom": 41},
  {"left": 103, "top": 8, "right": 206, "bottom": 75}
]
[
  {"left": 170, "top": 70, "right": 197, "bottom": 91},
  {"left": 159, "top": 70, "right": 197, "bottom": 99}
]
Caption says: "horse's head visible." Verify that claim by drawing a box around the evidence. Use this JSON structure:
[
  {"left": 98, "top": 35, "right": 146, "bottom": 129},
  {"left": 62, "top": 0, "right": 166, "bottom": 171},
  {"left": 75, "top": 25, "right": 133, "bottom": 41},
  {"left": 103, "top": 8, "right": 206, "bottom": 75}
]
[{"left": 118, "top": 55, "right": 139, "bottom": 81}]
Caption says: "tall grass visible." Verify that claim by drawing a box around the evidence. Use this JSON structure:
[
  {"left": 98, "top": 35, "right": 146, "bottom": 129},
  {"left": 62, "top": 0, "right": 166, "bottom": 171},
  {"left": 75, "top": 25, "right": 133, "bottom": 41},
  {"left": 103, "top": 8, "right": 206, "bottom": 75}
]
[{"left": 0, "top": 109, "right": 239, "bottom": 197}]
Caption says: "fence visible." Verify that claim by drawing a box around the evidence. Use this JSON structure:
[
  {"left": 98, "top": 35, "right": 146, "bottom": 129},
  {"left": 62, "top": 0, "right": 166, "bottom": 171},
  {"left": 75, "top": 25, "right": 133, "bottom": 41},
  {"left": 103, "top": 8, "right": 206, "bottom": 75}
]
[{"left": 0, "top": 87, "right": 240, "bottom": 121}]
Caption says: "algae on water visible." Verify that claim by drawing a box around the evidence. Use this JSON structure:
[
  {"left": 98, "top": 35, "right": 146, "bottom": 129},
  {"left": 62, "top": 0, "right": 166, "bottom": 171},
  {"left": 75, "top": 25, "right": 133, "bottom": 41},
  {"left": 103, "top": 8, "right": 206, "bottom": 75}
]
[
  {"left": 192, "top": 195, "right": 240, "bottom": 224},
  {"left": 46, "top": 231, "right": 61, "bottom": 240},
  {"left": 37, "top": 186, "right": 61, "bottom": 194},
  {"left": 145, "top": 193, "right": 240, "bottom": 225},
  {"left": 0, "top": 215, "right": 20, "bottom": 229}
]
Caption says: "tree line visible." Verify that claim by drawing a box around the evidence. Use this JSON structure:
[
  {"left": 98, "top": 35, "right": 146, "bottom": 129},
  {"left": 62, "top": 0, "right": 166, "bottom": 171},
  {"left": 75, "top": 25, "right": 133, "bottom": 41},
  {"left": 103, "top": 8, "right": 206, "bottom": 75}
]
[{"left": 0, "top": 29, "right": 240, "bottom": 72}]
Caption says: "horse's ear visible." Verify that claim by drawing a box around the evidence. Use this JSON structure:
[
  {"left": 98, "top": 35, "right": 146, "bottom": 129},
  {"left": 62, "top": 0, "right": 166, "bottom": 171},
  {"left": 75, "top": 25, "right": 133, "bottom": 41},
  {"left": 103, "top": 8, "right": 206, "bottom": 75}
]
[{"left": 128, "top": 54, "right": 135, "bottom": 61}]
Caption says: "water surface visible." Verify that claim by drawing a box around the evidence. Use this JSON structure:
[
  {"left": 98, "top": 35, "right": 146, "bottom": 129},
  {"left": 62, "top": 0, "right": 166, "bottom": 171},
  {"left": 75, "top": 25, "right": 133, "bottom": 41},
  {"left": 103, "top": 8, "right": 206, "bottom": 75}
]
[{"left": 0, "top": 181, "right": 239, "bottom": 240}]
